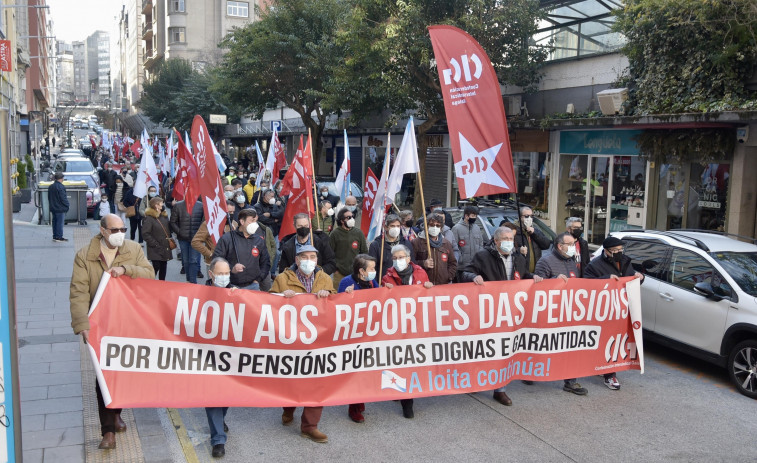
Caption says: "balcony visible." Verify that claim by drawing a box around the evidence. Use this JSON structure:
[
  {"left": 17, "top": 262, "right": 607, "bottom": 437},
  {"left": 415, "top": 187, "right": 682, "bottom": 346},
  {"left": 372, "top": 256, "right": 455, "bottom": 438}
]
[
  {"left": 142, "top": 0, "right": 152, "bottom": 14},
  {"left": 142, "top": 20, "right": 153, "bottom": 40}
]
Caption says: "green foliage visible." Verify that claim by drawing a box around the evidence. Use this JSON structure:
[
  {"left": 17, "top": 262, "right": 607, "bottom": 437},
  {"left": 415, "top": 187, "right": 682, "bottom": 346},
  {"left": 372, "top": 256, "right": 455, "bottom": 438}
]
[
  {"left": 635, "top": 128, "right": 735, "bottom": 165},
  {"left": 25, "top": 154, "right": 34, "bottom": 174},
  {"left": 16, "top": 161, "right": 27, "bottom": 189},
  {"left": 615, "top": 0, "right": 757, "bottom": 115}
]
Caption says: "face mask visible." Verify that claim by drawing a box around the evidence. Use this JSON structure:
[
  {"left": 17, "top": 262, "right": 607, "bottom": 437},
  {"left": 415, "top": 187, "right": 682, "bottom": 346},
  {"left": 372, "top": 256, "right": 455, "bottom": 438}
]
[
  {"left": 571, "top": 228, "right": 583, "bottom": 239},
  {"left": 246, "top": 222, "right": 259, "bottom": 235},
  {"left": 345, "top": 218, "right": 356, "bottom": 228},
  {"left": 405, "top": 219, "right": 414, "bottom": 228},
  {"left": 522, "top": 217, "right": 533, "bottom": 227},
  {"left": 499, "top": 240, "right": 514, "bottom": 254},
  {"left": 148, "top": 192, "right": 157, "bottom": 198},
  {"left": 213, "top": 274, "right": 230, "bottom": 288},
  {"left": 101, "top": 198, "right": 107, "bottom": 203},
  {"left": 224, "top": 191, "right": 234, "bottom": 200},
  {"left": 366, "top": 270, "right": 377, "bottom": 281},
  {"left": 321, "top": 191, "right": 328, "bottom": 198},
  {"left": 468, "top": 217, "right": 477, "bottom": 225},
  {"left": 108, "top": 232, "right": 125, "bottom": 247},
  {"left": 296, "top": 227, "right": 310, "bottom": 238},
  {"left": 387, "top": 227, "right": 400, "bottom": 239},
  {"left": 393, "top": 258, "right": 408, "bottom": 272},
  {"left": 235, "top": 195, "right": 245, "bottom": 204},
  {"left": 268, "top": 198, "right": 276, "bottom": 205},
  {"left": 427, "top": 226, "right": 441, "bottom": 237},
  {"left": 327, "top": 208, "right": 335, "bottom": 217},
  {"left": 565, "top": 245, "right": 577, "bottom": 257},
  {"left": 235, "top": 188, "right": 243, "bottom": 194},
  {"left": 346, "top": 205, "right": 356, "bottom": 212},
  {"left": 299, "top": 259, "right": 316, "bottom": 275},
  {"left": 611, "top": 251, "right": 623, "bottom": 263}
]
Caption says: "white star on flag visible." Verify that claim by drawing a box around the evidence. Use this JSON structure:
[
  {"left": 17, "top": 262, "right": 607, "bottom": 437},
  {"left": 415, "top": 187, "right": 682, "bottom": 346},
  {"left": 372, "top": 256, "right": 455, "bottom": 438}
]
[
  {"left": 381, "top": 370, "right": 407, "bottom": 393},
  {"left": 454, "top": 133, "right": 508, "bottom": 198}
]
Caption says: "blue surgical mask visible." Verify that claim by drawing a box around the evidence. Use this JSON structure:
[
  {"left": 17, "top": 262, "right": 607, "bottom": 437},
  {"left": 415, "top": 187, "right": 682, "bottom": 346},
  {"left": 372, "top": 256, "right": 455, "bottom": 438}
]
[
  {"left": 499, "top": 240, "right": 514, "bottom": 254},
  {"left": 299, "top": 259, "right": 316, "bottom": 275},
  {"left": 213, "top": 274, "right": 230, "bottom": 288},
  {"left": 366, "top": 270, "right": 377, "bottom": 281}
]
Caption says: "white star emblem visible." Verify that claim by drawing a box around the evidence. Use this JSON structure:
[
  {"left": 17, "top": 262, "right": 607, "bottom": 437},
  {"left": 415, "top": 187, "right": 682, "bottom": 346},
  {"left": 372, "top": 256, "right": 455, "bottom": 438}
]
[{"left": 454, "top": 133, "right": 508, "bottom": 198}]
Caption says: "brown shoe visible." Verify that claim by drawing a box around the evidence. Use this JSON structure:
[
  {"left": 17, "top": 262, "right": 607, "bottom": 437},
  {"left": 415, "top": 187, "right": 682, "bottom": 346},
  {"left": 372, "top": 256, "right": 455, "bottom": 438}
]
[
  {"left": 493, "top": 391, "right": 513, "bottom": 406},
  {"left": 115, "top": 414, "right": 127, "bottom": 432},
  {"left": 282, "top": 409, "right": 294, "bottom": 426},
  {"left": 301, "top": 428, "right": 328, "bottom": 443},
  {"left": 98, "top": 432, "right": 116, "bottom": 449}
]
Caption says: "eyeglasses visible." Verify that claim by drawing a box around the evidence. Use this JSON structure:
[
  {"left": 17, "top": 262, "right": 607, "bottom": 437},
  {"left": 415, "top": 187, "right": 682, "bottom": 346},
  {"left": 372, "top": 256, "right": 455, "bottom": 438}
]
[
  {"left": 522, "top": 215, "right": 533, "bottom": 218},
  {"left": 343, "top": 215, "right": 353, "bottom": 220},
  {"left": 608, "top": 248, "right": 624, "bottom": 253},
  {"left": 105, "top": 228, "right": 128, "bottom": 233}
]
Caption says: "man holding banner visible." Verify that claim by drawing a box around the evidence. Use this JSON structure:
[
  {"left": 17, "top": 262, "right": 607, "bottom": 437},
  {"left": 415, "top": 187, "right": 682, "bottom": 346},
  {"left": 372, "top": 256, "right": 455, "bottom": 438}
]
[
  {"left": 212, "top": 209, "right": 270, "bottom": 290},
  {"left": 69, "top": 214, "right": 155, "bottom": 449}
]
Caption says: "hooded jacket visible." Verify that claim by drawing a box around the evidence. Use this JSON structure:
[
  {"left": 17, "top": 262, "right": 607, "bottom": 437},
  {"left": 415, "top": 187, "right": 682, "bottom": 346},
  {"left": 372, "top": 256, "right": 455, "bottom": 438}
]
[
  {"left": 48, "top": 180, "right": 70, "bottom": 213},
  {"left": 278, "top": 230, "right": 337, "bottom": 275},
  {"left": 411, "top": 231, "right": 457, "bottom": 285},
  {"left": 141, "top": 207, "right": 173, "bottom": 261},
  {"left": 212, "top": 229, "right": 270, "bottom": 286},
  {"left": 271, "top": 266, "right": 336, "bottom": 295},
  {"left": 451, "top": 218, "right": 484, "bottom": 270}
]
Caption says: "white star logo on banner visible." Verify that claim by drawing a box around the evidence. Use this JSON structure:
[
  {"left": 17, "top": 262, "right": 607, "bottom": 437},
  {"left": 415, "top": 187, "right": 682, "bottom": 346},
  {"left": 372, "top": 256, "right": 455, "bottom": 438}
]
[{"left": 454, "top": 133, "right": 508, "bottom": 197}]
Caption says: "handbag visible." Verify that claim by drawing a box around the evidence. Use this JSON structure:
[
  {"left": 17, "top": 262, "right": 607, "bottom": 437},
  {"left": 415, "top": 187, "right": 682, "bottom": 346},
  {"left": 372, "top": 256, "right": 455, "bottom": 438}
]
[
  {"left": 125, "top": 205, "right": 136, "bottom": 218},
  {"left": 156, "top": 217, "right": 177, "bottom": 250},
  {"left": 117, "top": 202, "right": 126, "bottom": 212}
]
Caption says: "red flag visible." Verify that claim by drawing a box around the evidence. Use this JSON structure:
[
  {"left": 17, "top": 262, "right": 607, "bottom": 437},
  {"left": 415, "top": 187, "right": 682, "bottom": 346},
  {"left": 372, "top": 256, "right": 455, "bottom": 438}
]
[
  {"left": 428, "top": 25, "right": 516, "bottom": 198},
  {"left": 122, "top": 141, "right": 129, "bottom": 159},
  {"left": 90, "top": 136, "right": 97, "bottom": 150},
  {"left": 272, "top": 133, "right": 287, "bottom": 183},
  {"left": 360, "top": 168, "right": 379, "bottom": 237},
  {"left": 172, "top": 130, "right": 199, "bottom": 212},
  {"left": 278, "top": 142, "right": 315, "bottom": 239},
  {"left": 129, "top": 140, "right": 141, "bottom": 159},
  {"left": 190, "top": 115, "right": 228, "bottom": 245}
]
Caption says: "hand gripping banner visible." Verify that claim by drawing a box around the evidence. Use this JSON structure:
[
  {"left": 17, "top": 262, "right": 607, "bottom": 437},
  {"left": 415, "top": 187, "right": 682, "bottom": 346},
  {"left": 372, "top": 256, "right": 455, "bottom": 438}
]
[
  {"left": 428, "top": 25, "right": 517, "bottom": 199},
  {"left": 88, "top": 275, "right": 643, "bottom": 408}
]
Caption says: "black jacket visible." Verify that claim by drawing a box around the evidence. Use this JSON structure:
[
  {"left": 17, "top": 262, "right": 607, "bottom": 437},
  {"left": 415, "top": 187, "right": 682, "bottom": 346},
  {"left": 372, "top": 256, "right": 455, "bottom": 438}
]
[
  {"left": 170, "top": 200, "right": 192, "bottom": 241},
  {"left": 534, "top": 248, "right": 579, "bottom": 279},
  {"left": 48, "top": 181, "right": 70, "bottom": 213},
  {"left": 584, "top": 253, "right": 640, "bottom": 280},
  {"left": 575, "top": 237, "right": 590, "bottom": 277},
  {"left": 212, "top": 230, "right": 270, "bottom": 286},
  {"left": 514, "top": 227, "right": 552, "bottom": 271},
  {"left": 254, "top": 202, "right": 284, "bottom": 237},
  {"left": 368, "top": 234, "right": 415, "bottom": 278},
  {"left": 189, "top": 200, "right": 205, "bottom": 240},
  {"left": 461, "top": 245, "right": 533, "bottom": 282},
  {"left": 278, "top": 230, "right": 337, "bottom": 275}
]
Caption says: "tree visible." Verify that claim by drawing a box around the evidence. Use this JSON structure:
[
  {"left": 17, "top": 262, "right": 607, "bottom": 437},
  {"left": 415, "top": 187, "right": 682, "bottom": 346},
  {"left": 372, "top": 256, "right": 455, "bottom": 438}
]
[
  {"left": 139, "top": 59, "right": 194, "bottom": 127},
  {"left": 214, "top": 0, "right": 351, "bottom": 166},
  {"left": 615, "top": 0, "right": 757, "bottom": 115}
]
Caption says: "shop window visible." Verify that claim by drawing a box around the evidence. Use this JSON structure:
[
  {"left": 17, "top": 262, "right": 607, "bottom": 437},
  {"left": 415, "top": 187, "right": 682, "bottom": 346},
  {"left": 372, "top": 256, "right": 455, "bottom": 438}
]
[
  {"left": 622, "top": 239, "right": 668, "bottom": 279},
  {"left": 513, "top": 152, "right": 550, "bottom": 219},
  {"left": 657, "top": 163, "right": 729, "bottom": 232}
]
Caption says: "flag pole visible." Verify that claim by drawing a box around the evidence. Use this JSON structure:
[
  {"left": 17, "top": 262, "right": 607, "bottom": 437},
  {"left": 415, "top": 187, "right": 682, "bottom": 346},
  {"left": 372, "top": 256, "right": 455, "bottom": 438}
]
[
  {"left": 377, "top": 132, "right": 391, "bottom": 282},
  {"left": 308, "top": 128, "right": 321, "bottom": 231},
  {"left": 416, "top": 168, "right": 432, "bottom": 258}
]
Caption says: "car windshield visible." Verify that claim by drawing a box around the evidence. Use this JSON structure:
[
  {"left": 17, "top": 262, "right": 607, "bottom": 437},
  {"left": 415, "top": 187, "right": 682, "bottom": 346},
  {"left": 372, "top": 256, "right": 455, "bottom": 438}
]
[
  {"left": 481, "top": 213, "right": 556, "bottom": 242},
  {"left": 711, "top": 251, "right": 757, "bottom": 297},
  {"left": 57, "top": 160, "right": 93, "bottom": 172},
  {"left": 64, "top": 175, "right": 97, "bottom": 188}
]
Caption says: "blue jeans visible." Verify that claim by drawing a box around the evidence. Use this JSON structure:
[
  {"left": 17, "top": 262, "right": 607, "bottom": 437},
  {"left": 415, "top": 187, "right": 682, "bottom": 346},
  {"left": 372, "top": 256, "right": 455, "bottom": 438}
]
[
  {"left": 52, "top": 212, "right": 65, "bottom": 239},
  {"left": 204, "top": 407, "right": 228, "bottom": 445},
  {"left": 240, "top": 281, "right": 260, "bottom": 291},
  {"left": 178, "top": 240, "right": 201, "bottom": 283},
  {"left": 271, "top": 237, "right": 281, "bottom": 277}
]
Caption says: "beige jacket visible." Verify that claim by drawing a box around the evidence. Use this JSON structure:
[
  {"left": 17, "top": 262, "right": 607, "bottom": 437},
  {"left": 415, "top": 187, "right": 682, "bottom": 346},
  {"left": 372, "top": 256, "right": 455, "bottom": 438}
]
[{"left": 69, "top": 234, "right": 155, "bottom": 334}]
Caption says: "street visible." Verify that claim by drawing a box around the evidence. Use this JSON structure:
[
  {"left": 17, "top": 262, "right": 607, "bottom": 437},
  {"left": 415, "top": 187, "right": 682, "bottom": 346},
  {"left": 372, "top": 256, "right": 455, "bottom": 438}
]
[{"left": 13, "top": 202, "right": 757, "bottom": 463}]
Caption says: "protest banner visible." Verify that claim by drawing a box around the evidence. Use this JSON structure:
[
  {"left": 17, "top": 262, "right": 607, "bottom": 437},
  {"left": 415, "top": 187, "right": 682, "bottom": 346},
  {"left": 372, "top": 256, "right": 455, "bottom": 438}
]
[{"left": 88, "top": 275, "right": 643, "bottom": 408}]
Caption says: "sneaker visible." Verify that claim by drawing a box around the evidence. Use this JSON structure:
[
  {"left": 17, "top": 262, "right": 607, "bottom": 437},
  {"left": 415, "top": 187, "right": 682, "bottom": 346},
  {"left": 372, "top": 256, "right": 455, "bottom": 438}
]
[
  {"left": 211, "top": 443, "right": 225, "bottom": 458},
  {"left": 604, "top": 375, "right": 620, "bottom": 390},
  {"left": 197, "top": 271, "right": 204, "bottom": 279},
  {"left": 53, "top": 237, "right": 63, "bottom": 242},
  {"left": 180, "top": 267, "right": 185, "bottom": 275},
  {"left": 563, "top": 381, "right": 588, "bottom": 395},
  {"left": 60, "top": 237, "right": 69, "bottom": 241}
]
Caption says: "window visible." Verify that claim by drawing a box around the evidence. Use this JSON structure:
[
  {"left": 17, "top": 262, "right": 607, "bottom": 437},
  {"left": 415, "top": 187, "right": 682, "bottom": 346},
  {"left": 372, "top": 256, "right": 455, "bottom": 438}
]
[
  {"left": 227, "top": 1, "right": 249, "bottom": 17},
  {"left": 667, "top": 249, "right": 731, "bottom": 297},
  {"left": 170, "top": 0, "right": 185, "bottom": 13},
  {"left": 622, "top": 240, "right": 669, "bottom": 279},
  {"left": 168, "top": 27, "right": 186, "bottom": 44}
]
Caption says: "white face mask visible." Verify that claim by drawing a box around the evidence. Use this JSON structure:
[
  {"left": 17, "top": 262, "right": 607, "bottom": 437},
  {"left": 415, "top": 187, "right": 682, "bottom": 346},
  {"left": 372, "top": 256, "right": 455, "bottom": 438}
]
[
  {"left": 213, "top": 274, "right": 231, "bottom": 288},
  {"left": 565, "top": 245, "right": 577, "bottom": 257},
  {"left": 393, "top": 258, "right": 409, "bottom": 272},
  {"left": 267, "top": 197, "right": 276, "bottom": 205},
  {"left": 326, "top": 208, "right": 335, "bottom": 217},
  {"left": 387, "top": 227, "right": 401, "bottom": 239},
  {"left": 246, "top": 222, "right": 259, "bottom": 235},
  {"left": 299, "top": 259, "right": 316, "bottom": 275},
  {"left": 345, "top": 218, "right": 356, "bottom": 228},
  {"left": 346, "top": 205, "right": 356, "bottom": 212},
  {"left": 522, "top": 217, "right": 533, "bottom": 227},
  {"left": 235, "top": 195, "right": 245, "bottom": 204},
  {"left": 427, "top": 226, "right": 441, "bottom": 237},
  {"left": 321, "top": 191, "right": 328, "bottom": 197},
  {"left": 108, "top": 232, "right": 125, "bottom": 247},
  {"left": 499, "top": 240, "right": 514, "bottom": 254},
  {"left": 366, "top": 270, "right": 377, "bottom": 281},
  {"left": 224, "top": 191, "right": 234, "bottom": 200}
]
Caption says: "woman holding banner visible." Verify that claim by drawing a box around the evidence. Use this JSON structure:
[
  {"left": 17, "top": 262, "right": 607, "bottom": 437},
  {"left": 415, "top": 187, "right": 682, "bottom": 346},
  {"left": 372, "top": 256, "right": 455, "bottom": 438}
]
[
  {"left": 338, "top": 254, "right": 379, "bottom": 423},
  {"left": 382, "top": 244, "right": 433, "bottom": 418}
]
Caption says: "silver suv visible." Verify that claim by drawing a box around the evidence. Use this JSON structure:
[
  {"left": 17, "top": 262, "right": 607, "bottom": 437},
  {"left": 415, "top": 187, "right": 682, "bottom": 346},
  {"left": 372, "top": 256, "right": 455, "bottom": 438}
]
[{"left": 600, "top": 230, "right": 757, "bottom": 399}]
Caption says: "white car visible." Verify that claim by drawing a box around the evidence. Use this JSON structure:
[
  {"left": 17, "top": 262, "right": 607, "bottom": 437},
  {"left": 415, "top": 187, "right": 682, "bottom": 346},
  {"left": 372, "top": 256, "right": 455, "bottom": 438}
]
[{"left": 597, "top": 230, "right": 757, "bottom": 399}]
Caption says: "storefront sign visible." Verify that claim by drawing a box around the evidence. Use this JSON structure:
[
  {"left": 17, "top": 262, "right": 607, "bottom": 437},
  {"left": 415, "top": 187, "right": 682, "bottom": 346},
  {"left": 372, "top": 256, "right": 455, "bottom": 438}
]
[{"left": 560, "top": 130, "right": 641, "bottom": 156}]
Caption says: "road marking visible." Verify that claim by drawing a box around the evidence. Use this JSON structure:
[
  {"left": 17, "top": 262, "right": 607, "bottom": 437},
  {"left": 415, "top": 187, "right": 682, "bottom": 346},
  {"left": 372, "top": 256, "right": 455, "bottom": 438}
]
[{"left": 167, "top": 408, "right": 201, "bottom": 463}]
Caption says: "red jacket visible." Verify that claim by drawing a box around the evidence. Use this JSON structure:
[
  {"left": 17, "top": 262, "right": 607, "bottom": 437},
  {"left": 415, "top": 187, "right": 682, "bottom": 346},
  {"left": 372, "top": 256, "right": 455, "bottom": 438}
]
[{"left": 382, "top": 262, "right": 430, "bottom": 287}]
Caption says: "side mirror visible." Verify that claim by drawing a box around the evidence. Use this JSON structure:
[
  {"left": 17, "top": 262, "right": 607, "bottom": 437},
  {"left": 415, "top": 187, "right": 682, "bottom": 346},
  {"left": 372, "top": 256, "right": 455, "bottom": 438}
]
[{"left": 693, "top": 282, "right": 723, "bottom": 301}]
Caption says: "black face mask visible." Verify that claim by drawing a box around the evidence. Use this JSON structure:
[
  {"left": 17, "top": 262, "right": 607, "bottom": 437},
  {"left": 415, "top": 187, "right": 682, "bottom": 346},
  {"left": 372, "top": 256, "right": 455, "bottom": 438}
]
[
  {"left": 467, "top": 217, "right": 477, "bottom": 225},
  {"left": 405, "top": 219, "right": 414, "bottom": 228},
  {"left": 296, "top": 227, "right": 310, "bottom": 238},
  {"left": 571, "top": 228, "right": 583, "bottom": 239},
  {"left": 612, "top": 251, "right": 623, "bottom": 263}
]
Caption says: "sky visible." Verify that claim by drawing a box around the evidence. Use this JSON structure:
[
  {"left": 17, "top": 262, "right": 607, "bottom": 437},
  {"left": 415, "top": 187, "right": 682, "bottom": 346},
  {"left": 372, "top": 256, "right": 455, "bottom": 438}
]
[{"left": 47, "top": 0, "right": 123, "bottom": 43}]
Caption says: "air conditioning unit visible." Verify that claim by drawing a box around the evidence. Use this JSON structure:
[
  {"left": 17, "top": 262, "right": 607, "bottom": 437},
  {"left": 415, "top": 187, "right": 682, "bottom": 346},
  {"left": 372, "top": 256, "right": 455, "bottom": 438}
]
[
  {"left": 504, "top": 95, "right": 522, "bottom": 117},
  {"left": 596, "top": 88, "right": 628, "bottom": 115}
]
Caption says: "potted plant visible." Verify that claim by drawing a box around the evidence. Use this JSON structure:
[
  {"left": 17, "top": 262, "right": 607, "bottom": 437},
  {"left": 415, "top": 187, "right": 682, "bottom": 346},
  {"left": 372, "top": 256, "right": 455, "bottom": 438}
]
[
  {"left": 25, "top": 154, "right": 35, "bottom": 189},
  {"left": 17, "top": 161, "right": 32, "bottom": 203}
]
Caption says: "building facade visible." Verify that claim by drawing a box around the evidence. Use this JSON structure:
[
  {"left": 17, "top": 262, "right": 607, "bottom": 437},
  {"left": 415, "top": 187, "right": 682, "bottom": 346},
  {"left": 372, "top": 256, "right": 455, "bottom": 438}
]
[
  {"left": 72, "top": 41, "right": 87, "bottom": 102},
  {"left": 55, "top": 40, "right": 74, "bottom": 105}
]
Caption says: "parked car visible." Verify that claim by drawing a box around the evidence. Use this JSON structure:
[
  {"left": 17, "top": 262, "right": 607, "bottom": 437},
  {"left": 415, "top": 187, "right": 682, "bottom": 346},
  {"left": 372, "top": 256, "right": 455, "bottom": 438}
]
[
  {"left": 315, "top": 178, "right": 364, "bottom": 206},
  {"left": 49, "top": 157, "right": 96, "bottom": 176},
  {"left": 444, "top": 200, "right": 556, "bottom": 242},
  {"left": 595, "top": 229, "right": 757, "bottom": 399},
  {"left": 57, "top": 149, "right": 87, "bottom": 158},
  {"left": 61, "top": 173, "right": 102, "bottom": 214}
]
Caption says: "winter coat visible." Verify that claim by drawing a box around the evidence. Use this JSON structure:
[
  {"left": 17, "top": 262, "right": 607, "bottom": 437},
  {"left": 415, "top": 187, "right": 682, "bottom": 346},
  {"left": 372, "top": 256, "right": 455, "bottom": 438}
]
[
  {"left": 514, "top": 227, "right": 552, "bottom": 272},
  {"left": 584, "top": 252, "right": 639, "bottom": 280},
  {"left": 337, "top": 274, "right": 378, "bottom": 293},
  {"left": 381, "top": 262, "right": 431, "bottom": 287},
  {"left": 278, "top": 231, "right": 337, "bottom": 275},
  {"left": 69, "top": 234, "right": 154, "bottom": 334},
  {"left": 212, "top": 229, "right": 270, "bottom": 286},
  {"left": 574, "top": 237, "right": 591, "bottom": 277},
  {"left": 254, "top": 201, "right": 284, "bottom": 237},
  {"left": 534, "top": 248, "right": 580, "bottom": 280},
  {"left": 271, "top": 266, "right": 336, "bottom": 295},
  {"left": 368, "top": 234, "right": 415, "bottom": 278},
  {"left": 461, "top": 245, "right": 533, "bottom": 282},
  {"left": 141, "top": 207, "right": 173, "bottom": 261},
  {"left": 411, "top": 232, "right": 457, "bottom": 285},
  {"left": 451, "top": 219, "right": 484, "bottom": 271},
  {"left": 169, "top": 200, "right": 192, "bottom": 241},
  {"left": 243, "top": 181, "right": 257, "bottom": 203},
  {"left": 48, "top": 181, "right": 69, "bottom": 213},
  {"left": 329, "top": 226, "right": 369, "bottom": 275},
  {"left": 316, "top": 215, "right": 335, "bottom": 234},
  {"left": 192, "top": 219, "right": 235, "bottom": 264}
]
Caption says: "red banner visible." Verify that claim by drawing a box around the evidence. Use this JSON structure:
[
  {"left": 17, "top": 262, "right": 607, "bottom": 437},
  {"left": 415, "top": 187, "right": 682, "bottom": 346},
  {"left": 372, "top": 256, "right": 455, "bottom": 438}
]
[
  {"left": 0, "top": 40, "right": 11, "bottom": 72},
  {"left": 278, "top": 136, "right": 315, "bottom": 238},
  {"left": 87, "top": 275, "right": 643, "bottom": 408},
  {"left": 172, "top": 130, "right": 199, "bottom": 208},
  {"left": 190, "top": 115, "right": 228, "bottom": 244},
  {"left": 360, "top": 168, "right": 378, "bottom": 237},
  {"left": 428, "top": 26, "right": 517, "bottom": 199}
]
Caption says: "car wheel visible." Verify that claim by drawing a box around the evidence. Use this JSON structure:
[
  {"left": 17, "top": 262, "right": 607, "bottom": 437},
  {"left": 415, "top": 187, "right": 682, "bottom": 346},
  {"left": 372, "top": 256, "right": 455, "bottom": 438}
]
[{"left": 728, "top": 340, "right": 757, "bottom": 399}]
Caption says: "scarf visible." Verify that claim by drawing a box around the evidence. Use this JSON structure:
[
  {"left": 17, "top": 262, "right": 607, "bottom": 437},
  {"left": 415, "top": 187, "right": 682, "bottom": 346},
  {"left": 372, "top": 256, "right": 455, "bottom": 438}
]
[
  {"left": 428, "top": 235, "right": 443, "bottom": 249},
  {"left": 396, "top": 262, "right": 415, "bottom": 286},
  {"left": 353, "top": 274, "right": 374, "bottom": 289}
]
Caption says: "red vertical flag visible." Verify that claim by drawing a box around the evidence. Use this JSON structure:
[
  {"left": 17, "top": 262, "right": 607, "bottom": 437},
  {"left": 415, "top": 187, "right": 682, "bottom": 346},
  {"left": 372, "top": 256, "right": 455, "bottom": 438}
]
[
  {"left": 172, "top": 129, "right": 199, "bottom": 210},
  {"left": 428, "top": 25, "right": 517, "bottom": 198},
  {"left": 278, "top": 137, "right": 315, "bottom": 239},
  {"left": 360, "top": 168, "right": 379, "bottom": 237},
  {"left": 272, "top": 134, "right": 287, "bottom": 183},
  {"left": 190, "top": 115, "right": 228, "bottom": 245}
]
